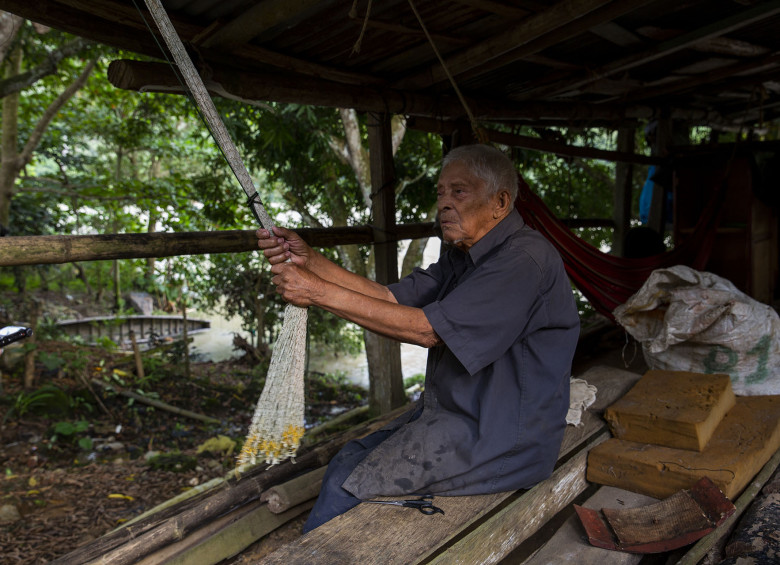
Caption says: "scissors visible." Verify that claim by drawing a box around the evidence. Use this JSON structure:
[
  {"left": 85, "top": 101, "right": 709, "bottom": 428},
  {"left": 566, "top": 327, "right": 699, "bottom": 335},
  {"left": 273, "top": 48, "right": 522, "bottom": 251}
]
[{"left": 363, "top": 494, "right": 444, "bottom": 515}]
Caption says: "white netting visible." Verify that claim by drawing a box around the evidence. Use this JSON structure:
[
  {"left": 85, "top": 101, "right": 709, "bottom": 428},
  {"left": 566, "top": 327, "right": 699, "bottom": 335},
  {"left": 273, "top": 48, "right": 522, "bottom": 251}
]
[
  {"left": 143, "top": 0, "right": 309, "bottom": 468},
  {"left": 237, "top": 304, "right": 308, "bottom": 467}
]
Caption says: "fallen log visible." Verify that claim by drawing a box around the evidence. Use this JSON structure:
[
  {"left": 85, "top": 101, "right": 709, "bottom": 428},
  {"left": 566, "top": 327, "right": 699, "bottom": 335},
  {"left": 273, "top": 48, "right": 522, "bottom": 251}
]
[
  {"left": 53, "top": 404, "right": 411, "bottom": 565},
  {"left": 135, "top": 500, "right": 315, "bottom": 565},
  {"left": 261, "top": 467, "right": 327, "bottom": 514},
  {"left": 91, "top": 379, "right": 220, "bottom": 425},
  {"left": 304, "top": 405, "right": 370, "bottom": 443}
]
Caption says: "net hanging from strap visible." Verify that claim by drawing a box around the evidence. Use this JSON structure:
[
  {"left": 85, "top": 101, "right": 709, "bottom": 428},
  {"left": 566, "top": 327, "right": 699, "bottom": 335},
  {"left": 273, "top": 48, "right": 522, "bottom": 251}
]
[{"left": 141, "top": 0, "right": 306, "bottom": 468}]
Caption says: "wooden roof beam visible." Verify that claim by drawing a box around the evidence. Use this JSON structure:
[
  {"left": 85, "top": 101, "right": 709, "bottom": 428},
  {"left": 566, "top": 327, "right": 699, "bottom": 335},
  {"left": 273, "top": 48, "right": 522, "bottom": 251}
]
[
  {"left": 448, "top": 0, "right": 539, "bottom": 18},
  {"left": 407, "top": 117, "right": 662, "bottom": 165},
  {"left": 425, "top": 0, "right": 656, "bottom": 89},
  {"left": 619, "top": 53, "right": 780, "bottom": 104},
  {"left": 589, "top": 21, "right": 644, "bottom": 47},
  {"left": 516, "top": 0, "right": 780, "bottom": 102},
  {"left": 197, "top": 0, "right": 326, "bottom": 49},
  {"left": 0, "top": 0, "right": 380, "bottom": 88},
  {"left": 107, "top": 59, "right": 674, "bottom": 124},
  {"left": 344, "top": 15, "right": 470, "bottom": 47},
  {"left": 392, "top": 0, "right": 619, "bottom": 91},
  {"left": 637, "top": 26, "right": 772, "bottom": 57}
]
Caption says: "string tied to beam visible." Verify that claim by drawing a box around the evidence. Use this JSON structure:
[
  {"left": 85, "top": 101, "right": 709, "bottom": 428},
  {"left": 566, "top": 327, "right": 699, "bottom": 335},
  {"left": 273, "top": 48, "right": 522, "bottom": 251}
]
[{"left": 407, "top": 0, "right": 488, "bottom": 144}]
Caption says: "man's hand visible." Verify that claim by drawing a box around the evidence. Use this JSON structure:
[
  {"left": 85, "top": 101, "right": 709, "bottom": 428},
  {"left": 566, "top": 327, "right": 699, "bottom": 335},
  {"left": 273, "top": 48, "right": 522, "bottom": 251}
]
[
  {"left": 256, "top": 226, "right": 314, "bottom": 268},
  {"left": 270, "top": 262, "right": 325, "bottom": 307}
]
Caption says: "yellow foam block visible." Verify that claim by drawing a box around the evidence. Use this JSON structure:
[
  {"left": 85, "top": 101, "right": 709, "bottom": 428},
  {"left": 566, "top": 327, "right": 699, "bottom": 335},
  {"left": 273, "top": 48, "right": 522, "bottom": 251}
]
[
  {"left": 588, "top": 396, "right": 780, "bottom": 500},
  {"left": 604, "top": 370, "right": 735, "bottom": 451}
]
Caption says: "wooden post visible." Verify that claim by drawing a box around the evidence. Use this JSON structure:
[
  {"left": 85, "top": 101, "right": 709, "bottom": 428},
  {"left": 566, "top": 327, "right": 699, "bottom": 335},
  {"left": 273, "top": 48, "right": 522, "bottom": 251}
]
[
  {"left": 367, "top": 112, "right": 405, "bottom": 414},
  {"left": 613, "top": 126, "right": 635, "bottom": 256},
  {"left": 181, "top": 293, "right": 191, "bottom": 380},
  {"left": 129, "top": 330, "right": 145, "bottom": 381}
]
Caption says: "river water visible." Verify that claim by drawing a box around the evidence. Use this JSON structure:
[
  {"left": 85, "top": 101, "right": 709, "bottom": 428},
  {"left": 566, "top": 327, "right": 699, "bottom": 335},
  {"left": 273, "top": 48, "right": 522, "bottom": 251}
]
[
  {"left": 189, "top": 238, "right": 439, "bottom": 389},
  {"left": 189, "top": 308, "right": 429, "bottom": 390}
]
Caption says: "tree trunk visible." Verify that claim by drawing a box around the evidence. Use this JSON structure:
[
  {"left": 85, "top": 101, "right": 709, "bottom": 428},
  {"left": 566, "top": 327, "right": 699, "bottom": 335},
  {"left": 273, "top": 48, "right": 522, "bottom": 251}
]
[
  {"left": 401, "top": 237, "right": 429, "bottom": 278},
  {"left": 22, "top": 299, "right": 39, "bottom": 389},
  {"left": 0, "top": 46, "right": 22, "bottom": 227},
  {"left": 0, "top": 12, "right": 22, "bottom": 66},
  {"left": 0, "top": 49, "right": 96, "bottom": 227},
  {"left": 366, "top": 112, "right": 405, "bottom": 413},
  {"left": 363, "top": 329, "right": 405, "bottom": 413}
]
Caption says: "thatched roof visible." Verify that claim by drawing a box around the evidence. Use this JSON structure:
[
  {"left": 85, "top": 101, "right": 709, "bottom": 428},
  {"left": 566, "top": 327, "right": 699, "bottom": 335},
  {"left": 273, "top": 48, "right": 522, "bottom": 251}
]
[{"left": 2, "top": 0, "right": 780, "bottom": 131}]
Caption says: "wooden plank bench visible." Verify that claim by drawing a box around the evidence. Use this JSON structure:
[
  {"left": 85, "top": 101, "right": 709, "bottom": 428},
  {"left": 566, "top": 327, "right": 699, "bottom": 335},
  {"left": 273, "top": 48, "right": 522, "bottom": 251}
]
[{"left": 260, "top": 365, "right": 642, "bottom": 564}]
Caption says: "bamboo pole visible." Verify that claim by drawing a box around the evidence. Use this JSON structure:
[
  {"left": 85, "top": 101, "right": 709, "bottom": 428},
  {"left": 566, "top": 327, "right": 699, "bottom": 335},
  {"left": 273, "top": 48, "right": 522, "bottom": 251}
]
[
  {"left": 260, "top": 466, "right": 327, "bottom": 513},
  {"left": 51, "top": 404, "right": 412, "bottom": 565},
  {"left": 0, "top": 223, "right": 436, "bottom": 267},
  {"left": 91, "top": 379, "right": 220, "bottom": 425}
]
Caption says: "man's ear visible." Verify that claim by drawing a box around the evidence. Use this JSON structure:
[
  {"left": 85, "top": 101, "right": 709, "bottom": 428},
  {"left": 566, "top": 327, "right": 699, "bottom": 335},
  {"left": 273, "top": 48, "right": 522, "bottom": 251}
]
[{"left": 494, "top": 189, "right": 512, "bottom": 218}]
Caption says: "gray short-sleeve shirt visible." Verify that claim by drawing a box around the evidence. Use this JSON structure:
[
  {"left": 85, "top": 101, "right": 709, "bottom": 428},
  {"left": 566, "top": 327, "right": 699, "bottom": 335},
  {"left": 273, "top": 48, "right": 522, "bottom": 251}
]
[{"left": 342, "top": 209, "right": 580, "bottom": 498}]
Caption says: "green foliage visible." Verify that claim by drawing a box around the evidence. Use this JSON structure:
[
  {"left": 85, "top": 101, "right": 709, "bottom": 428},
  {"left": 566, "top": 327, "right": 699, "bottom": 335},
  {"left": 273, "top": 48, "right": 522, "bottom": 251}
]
[
  {"left": 4, "top": 25, "right": 664, "bottom": 360},
  {"left": 38, "top": 351, "right": 65, "bottom": 372},
  {"left": 7, "top": 384, "right": 72, "bottom": 420},
  {"left": 307, "top": 371, "right": 365, "bottom": 404},
  {"left": 403, "top": 373, "right": 425, "bottom": 388},
  {"left": 50, "top": 419, "right": 93, "bottom": 450},
  {"left": 146, "top": 451, "right": 197, "bottom": 472}
]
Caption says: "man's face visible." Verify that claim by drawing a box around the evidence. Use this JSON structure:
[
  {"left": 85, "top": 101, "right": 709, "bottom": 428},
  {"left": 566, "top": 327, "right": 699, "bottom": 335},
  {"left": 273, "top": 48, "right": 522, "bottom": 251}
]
[{"left": 437, "top": 161, "right": 502, "bottom": 252}]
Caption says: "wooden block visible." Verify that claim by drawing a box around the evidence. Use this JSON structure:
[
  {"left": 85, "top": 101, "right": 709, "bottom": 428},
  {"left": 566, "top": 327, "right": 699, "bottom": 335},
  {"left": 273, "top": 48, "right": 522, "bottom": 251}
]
[
  {"left": 604, "top": 370, "right": 735, "bottom": 451},
  {"left": 588, "top": 396, "right": 780, "bottom": 500}
]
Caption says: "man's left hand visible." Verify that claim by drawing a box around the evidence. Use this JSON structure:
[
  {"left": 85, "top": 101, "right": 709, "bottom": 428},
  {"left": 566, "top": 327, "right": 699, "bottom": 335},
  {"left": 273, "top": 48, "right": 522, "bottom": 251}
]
[{"left": 270, "top": 262, "right": 326, "bottom": 308}]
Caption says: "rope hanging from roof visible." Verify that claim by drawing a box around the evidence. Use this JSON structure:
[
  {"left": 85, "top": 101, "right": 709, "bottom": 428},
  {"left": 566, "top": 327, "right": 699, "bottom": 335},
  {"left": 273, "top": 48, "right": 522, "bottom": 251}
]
[
  {"left": 406, "top": 0, "right": 488, "bottom": 144},
  {"left": 139, "top": 0, "right": 306, "bottom": 468}
]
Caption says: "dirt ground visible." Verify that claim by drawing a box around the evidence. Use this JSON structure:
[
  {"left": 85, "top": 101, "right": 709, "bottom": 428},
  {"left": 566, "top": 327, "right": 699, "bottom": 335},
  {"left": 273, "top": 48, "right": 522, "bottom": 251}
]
[{"left": 0, "top": 332, "right": 364, "bottom": 564}]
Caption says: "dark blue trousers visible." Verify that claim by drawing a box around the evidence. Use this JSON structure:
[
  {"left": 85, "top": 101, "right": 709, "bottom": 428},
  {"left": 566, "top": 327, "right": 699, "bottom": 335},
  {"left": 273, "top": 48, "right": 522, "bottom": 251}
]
[{"left": 302, "top": 428, "right": 394, "bottom": 533}]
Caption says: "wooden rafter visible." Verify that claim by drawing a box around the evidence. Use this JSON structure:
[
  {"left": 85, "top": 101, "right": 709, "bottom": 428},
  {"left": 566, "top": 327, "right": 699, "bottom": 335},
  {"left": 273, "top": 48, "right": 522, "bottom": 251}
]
[
  {"left": 515, "top": 0, "right": 780, "bottom": 102},
  {"left": 637, "top": 26, "right": 772, "bottom": 58},
  {"left": 106, "top": 59, "right": 676, "bottom": 124},
  {"left": 622, "top": 53, "right": 780, "bottom": 104},
  {"left": 407, "top": 117, "right": 662, "bottom": 165},
  {"left": 392, "top": 0, "right": 617, "bottom": 90},
  {"left": 197, "top": 0, "right": 327, "bottom": 49},
  {"left": 430, "top": 0, "right": 656, "bottom": 89}
]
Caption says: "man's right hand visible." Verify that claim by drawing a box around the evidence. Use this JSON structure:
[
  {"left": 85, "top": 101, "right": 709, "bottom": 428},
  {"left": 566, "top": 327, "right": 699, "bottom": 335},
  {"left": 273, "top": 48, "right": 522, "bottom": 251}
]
[{"left": 256, "top": 226, "right": 314, "bottom": 268}]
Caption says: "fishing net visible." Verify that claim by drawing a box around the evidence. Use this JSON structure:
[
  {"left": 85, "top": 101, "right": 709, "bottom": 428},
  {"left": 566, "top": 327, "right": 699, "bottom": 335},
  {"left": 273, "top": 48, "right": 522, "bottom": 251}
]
[
  {"left": 142, "top": 0, "right": 308, "bottom": 468},
  {"left": 238, "top": 304, "right": 308, "bottom": 466}
]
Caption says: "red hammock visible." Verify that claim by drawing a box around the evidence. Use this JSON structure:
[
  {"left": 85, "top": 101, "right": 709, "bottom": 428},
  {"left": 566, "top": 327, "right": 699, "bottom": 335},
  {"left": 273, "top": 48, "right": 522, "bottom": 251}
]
[{"left": 515, "top": 177, "right": 724, "bottom": 320}]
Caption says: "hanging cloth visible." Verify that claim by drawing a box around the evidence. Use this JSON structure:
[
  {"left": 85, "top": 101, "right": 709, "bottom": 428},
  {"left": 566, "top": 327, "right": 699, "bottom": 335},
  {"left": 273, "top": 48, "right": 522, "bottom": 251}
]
[{"left": 516, "top": 175, "right": 726, "bottom": 320}]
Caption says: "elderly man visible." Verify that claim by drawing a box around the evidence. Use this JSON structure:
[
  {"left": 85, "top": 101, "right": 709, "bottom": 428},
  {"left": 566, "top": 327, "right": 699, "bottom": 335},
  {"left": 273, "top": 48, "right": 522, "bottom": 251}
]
[{"left": 257, "top": 144, "right": 580, "bottom": 532}]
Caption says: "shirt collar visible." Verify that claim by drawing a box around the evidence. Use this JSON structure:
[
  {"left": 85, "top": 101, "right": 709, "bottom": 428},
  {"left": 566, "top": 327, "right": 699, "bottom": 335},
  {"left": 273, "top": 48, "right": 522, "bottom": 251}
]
[{"left": 467, "top": 208, "right": 525, "bottom": 265}]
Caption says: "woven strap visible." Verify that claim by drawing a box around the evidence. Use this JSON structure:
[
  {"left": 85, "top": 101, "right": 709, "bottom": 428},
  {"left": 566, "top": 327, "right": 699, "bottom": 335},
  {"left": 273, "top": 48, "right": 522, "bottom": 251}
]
[{"left": 142, "top": 0, "right": 275, "bottom": 231}]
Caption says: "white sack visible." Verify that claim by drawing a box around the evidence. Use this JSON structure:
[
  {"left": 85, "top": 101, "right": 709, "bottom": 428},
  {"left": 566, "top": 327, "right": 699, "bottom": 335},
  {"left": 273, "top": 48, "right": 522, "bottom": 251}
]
[{"left": 613, "top": 265, "right": 780, "bottom": 396}]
